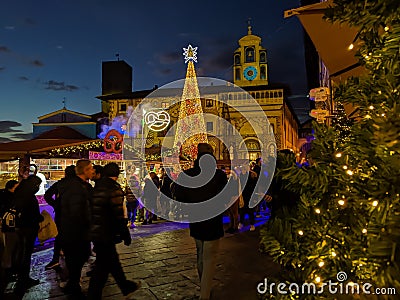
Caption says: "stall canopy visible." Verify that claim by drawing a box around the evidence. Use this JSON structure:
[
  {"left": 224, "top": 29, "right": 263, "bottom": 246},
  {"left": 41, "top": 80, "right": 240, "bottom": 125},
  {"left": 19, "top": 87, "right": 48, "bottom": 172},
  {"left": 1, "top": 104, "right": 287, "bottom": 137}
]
[
  {"left": 284, "top": 0, "right": 365, "bottom": 84},
  {"left": 0, "top": 126, "right": 95, "bottom": 161}
]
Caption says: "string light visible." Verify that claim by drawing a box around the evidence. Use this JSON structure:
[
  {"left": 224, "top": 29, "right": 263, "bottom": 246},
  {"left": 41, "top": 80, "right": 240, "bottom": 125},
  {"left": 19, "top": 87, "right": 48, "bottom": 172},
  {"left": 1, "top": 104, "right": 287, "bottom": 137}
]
[
  {"left": 335, "top": 153, "right": 342, "bottom": 158},
  {"left": 315, "top": 208, "right": 321, "bottom": 214},
  {"left": 298, "top": 230, "right": 304, "bottom": 236},
  {"left": 331, "top": 251, "right": 337, "bottom": 257},
  {"left": 49, "top": 140, "right": 103, "bottom": 157},
  {"left": 318, "top": 261, "right": 324, "bottom": 267},
  {"left": 346, "top": 170, "right": 354, "bottom": 176},
  {"left": 338, "top": 200, "right": 345, "bottom": 206},
  {"left": 372, "top": 200, "right": 378, "bottom": 207},
  {"left": 348, "top": 43, "right": 354, "bottom": 50},
  {"left": 362, "top": 229, "right": 367, "bottom": 234}
]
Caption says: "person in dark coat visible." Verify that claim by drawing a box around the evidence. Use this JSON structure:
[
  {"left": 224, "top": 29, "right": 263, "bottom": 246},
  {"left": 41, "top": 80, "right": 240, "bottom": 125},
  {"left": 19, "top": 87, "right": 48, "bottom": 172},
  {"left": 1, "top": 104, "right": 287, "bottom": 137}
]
[
  {"left": 88, "top": 162, "right": 140, "bottom": 299},
  {"left": 0, "top": 179, "right": 19, "bottom": 295},
  {"left": 13, "top": 175, "right": 44, "bottom": 294},
  {"left": 159, "top": 167, "right": 173, "bottom": 217},
  {"left": 57, "top": 159, "right": 94, "bottom": 296},
  {"left": 238, "top": 165, "right": 258, "bottom": 231},
  {"left": 175, "top": 143, "right": 228, "bottom": 300},
  {"left": 141, "top": 172, "right": 160, "bottom": 225},
  {"left": 125, "top": 175, "right": 140, "bottom": 228},
  {"left": 43, "top": 165, "right": 75, "bottom": 270}
]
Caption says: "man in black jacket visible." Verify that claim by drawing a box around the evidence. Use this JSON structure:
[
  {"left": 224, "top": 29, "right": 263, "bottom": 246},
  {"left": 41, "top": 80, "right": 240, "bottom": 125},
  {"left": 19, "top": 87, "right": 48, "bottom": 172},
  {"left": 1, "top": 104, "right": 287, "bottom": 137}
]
[
  {"left": 58, "top": 159, "right": 94, "bottom": 296},
  {"left": 88, "top": 162, "right": 140, "bottom": 299},
  {"left": 43, "top": 165, "right": 75, "bottom": 270},
  {"left": 175, "top": 143, "right": 227, "bottom": 300}
]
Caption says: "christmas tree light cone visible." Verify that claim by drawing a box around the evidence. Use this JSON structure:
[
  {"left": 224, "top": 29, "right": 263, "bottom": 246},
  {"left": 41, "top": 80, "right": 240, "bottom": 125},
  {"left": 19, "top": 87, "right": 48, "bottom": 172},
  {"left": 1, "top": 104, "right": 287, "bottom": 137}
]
[{"left": 174, "top": 58, "right": 208, "bottom": 160}]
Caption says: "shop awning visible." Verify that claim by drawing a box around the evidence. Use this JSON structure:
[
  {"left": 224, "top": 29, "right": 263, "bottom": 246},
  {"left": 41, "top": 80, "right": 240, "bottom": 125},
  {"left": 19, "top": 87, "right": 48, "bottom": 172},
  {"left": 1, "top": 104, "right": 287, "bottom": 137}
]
[
  {"left": 0, "top": 139, "right": 95, "bottom": 161},
  {"left": 284, "top": 0, "right": 365, "bottom": 84}
]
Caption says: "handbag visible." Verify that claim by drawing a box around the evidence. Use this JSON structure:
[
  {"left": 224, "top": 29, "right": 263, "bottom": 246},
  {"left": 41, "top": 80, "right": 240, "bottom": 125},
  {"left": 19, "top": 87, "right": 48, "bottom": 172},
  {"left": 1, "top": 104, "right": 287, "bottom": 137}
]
[
  {"left": 38, "top": 210, "right": 58, "bottom": 243},
  {"left": 1, "top": 207, "right": 18, "bottom": 232}
]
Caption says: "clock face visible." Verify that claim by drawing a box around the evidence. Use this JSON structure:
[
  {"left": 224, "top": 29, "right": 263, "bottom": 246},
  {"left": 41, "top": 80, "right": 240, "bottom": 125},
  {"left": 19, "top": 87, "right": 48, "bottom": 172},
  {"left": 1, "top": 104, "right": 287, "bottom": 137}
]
[{"left": 244, "top": 66, "right": 257, "bottom": 81}]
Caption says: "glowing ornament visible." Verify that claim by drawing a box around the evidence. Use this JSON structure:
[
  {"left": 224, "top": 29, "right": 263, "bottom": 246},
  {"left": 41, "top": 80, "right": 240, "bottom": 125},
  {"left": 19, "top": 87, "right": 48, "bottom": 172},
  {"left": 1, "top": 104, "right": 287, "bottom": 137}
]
[
  {"left": 144, "top": 110, "right": 170, "bottom": 132},
  {"left": 183, "top": 44, "right": 198, "bottom": 63}
]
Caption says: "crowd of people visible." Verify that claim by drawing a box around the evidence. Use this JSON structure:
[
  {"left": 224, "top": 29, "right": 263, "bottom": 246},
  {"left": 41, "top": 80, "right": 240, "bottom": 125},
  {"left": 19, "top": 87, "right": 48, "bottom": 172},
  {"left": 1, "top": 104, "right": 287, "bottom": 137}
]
[{"left": 0, "top": 144, "right": 292, "bottom": 299}]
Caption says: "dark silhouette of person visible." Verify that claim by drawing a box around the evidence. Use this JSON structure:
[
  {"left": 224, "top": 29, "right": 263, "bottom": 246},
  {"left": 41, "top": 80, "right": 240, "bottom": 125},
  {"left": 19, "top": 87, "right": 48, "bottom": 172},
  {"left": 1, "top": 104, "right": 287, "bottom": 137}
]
[
  {"left": 175, "top": 143, "right": 228, "bottom": 299},
  {"left": 43, "top": 165, "right": 75, "bottom": 270},
  {"left": 88, "top": 162, "right": 140, "bottom": 299}
]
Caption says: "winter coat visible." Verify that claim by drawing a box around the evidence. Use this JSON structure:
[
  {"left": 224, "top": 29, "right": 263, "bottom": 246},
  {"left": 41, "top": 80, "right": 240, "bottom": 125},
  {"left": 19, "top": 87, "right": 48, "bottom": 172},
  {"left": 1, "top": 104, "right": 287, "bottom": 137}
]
[
  {"left": 14, "top": 176, "right": 44, "bottom": 232},
  {"left": 57, "top": 176, "right": 92, "bottom": 243},
  {"left": 90, "top": 177, "right": 130, "bottom": 244},
  {"left": 175, "top": 154, "right": 227, "bottom": 241}
]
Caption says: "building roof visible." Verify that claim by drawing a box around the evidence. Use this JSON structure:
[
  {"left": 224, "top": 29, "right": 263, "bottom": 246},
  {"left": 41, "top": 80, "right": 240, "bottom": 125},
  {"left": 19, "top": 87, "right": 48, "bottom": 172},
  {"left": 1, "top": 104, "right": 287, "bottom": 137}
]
[
  {"left": 34, "top": 126, "right": 91, "bottom": 139},
  {"left": 38, "top": 108, "right": 92, "bottom": 121},
  {"left": 0, "top": 126, "right": 94, "bottom": 161}
]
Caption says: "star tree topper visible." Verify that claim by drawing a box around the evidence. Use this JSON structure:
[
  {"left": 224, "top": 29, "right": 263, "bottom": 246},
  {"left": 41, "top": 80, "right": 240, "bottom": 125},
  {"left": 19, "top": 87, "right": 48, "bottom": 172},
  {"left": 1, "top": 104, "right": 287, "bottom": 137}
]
[{"left": 183, "top": 44, "right": 198, "bottom": 63}]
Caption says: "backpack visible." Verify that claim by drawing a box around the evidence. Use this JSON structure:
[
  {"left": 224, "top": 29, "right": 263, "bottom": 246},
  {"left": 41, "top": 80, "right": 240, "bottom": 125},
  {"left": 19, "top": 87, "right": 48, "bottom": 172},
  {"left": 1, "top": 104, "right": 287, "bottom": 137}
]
[{"left": 1, "top": 207, "right": 18, "bottom": 232}]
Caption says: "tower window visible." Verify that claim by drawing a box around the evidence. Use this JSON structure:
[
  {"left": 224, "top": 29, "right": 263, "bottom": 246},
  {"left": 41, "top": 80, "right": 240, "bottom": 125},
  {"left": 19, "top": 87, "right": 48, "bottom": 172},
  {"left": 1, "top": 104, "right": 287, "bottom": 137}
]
[
  {"left": 260, "top": 51, "right": 267, "bottom": 63},
  {"left": 235, "top": 68, "right": 241, "bottom": 80},
  {"left": 234, "top": 54, "right": 240, "bottom": 65},
  {"left": 206, "top": 122, "right": 213, "bottom": 132},
  {"left": 260, "top": 65, "right": 266, "bottom": 80},
  {"left": 206, "top": 99, "right": 213, "bottom": 107},
  {"left": 120, "top": 103, "right": 127, "bottom": 112},
  {"left": 245, "top": 47, "right": 255, "bottom": 63}
]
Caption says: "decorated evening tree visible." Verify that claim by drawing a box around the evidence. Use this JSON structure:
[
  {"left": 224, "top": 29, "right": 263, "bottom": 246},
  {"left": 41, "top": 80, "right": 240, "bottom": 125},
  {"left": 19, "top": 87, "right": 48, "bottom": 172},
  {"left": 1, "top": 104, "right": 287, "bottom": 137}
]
[
  {"left": 260, "top": 0, "right": 400, "bottom": 299},
  {"left": 173, "top": 44, "right": 208, "bottom": 160}
]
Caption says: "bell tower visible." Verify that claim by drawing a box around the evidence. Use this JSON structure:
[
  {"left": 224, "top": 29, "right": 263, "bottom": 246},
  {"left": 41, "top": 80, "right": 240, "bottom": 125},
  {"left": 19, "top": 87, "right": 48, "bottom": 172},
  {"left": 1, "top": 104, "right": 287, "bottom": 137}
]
[{"left": 233, "top": 21, "right": 269, "bottom": 87}]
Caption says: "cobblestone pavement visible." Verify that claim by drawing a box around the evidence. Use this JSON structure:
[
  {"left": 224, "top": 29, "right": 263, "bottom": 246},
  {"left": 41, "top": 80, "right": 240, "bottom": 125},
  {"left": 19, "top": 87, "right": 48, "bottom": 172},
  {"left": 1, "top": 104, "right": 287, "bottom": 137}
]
[{"left": 4, "top": 213, "right": 279, "bottom": 300}]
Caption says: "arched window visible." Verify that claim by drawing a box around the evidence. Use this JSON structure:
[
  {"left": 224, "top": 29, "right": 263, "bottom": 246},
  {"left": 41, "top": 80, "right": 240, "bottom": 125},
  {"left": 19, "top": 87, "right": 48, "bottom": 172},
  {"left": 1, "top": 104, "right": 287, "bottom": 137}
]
[
  {"left": 260, "top": 51, "right": 266, "bottom": 62},
  {"left": 245, "top": 47, "right": 255, "bottom": 63},
  {"left": 234, "top": 54, "right": 241, "bottom": 65}
]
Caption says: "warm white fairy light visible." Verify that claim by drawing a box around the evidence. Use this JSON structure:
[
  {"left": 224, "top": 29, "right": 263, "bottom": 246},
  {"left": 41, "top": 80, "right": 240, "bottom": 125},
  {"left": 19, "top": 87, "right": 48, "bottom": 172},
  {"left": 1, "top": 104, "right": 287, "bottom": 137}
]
[
  {"left": 338, "top": 200, "right": 345, "bottom": 206},
  {"left": 298, "top": 230, "right": 304, "bottom": 236},
  {"left": 384, "top": 26, "right": 389, "bottom": 31},
  {"left": 315, "top": 208, "right": 321, "bottom": 214},
  {"left": 362, "top": 228, "right": 367, "bottom": 234},
  {"left": 315, "top": 276, "right": 321, "bottom": 283},
  {"left": 369, "top": 105, "right": 374, "bottom": 110},
  {"left": 346, "top": 170, "right": 354, "bottom": 176},
  {"left": 343, "top": 165, "right": 348, "bottom": 170},
  {"left": 335, "top": 153, "right": 342, "bottom": 158},
  {"left": 331, "top": 251, "right": 337, "bottom": 257},
  {"left": 318, "top": 261, "right": 325, "bottom": 267},
  {"left": 348, "top": 43, "right": 354, "bottom": 50},
  {"left": 372, "top": 200, "right": 378, "bottom": 207}
]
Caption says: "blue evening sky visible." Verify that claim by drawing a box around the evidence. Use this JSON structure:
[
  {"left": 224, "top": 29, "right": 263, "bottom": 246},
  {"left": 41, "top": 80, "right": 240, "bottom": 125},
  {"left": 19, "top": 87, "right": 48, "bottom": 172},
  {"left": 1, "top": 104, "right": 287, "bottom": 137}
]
[{"left": 0, "top": 0, "right": 307, "bottom": 142}]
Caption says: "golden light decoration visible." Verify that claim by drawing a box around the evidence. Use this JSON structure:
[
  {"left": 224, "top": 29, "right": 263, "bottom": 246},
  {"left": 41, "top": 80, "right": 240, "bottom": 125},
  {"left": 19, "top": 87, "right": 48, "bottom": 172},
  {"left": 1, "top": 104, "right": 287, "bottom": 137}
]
[{"left": 49, "top": 140, "right": 104, "bottom": 157}]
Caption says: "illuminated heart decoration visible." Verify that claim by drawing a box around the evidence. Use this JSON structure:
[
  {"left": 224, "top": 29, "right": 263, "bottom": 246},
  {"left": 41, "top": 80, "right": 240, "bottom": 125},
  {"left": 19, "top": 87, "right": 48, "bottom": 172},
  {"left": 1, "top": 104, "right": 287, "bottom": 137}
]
[{"left": 144, "top": 110, "right": 170, "bottom": 132}]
